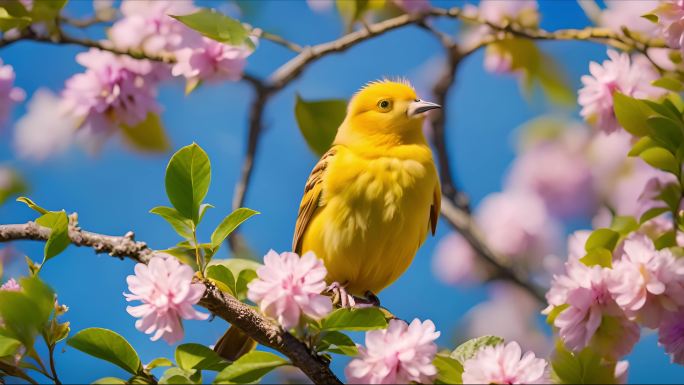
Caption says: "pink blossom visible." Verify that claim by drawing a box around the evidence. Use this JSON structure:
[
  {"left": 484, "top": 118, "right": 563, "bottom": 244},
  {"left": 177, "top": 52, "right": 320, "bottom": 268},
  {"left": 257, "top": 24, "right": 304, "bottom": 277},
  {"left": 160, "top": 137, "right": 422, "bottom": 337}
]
[
  {"left": 465, "top": 283, "right": 550, "bottom": 356},
  {"left": 615, "top": 360, "right": 630, "bottom": 384},
  {"left": 247, "top": 250, "right": 332, "bottom": 330},
  {"left": 171, "top": 37, "right": 253, "bottom": 83},
  {"left": 392, "top": 0, "right": 430, "bottom": 14},
  {"left": 461, "top": 341, "right": 549, "bottom": 384},
  {"left": 432, "top": 232, "right": 482, "bottom": 285},
  {"left": 13, "top": 89, "right": 77, "bottom": 161},
  {"left": 609, "top": 236, "right": 684, "bottom": 328},
  {"left": 546, "top": 261, "right": 640, "bottom": 358},
  {"left": 506, "top": 140, "right": 595, "bottom": 219},
  {"left": 476, "top": 191, "right": 561, "bottom": 263},
  {"left": 600, "top": 1, "right": 660, "bottom": 37},
  {"left": 477, "top": 0, "right": 539, "bottom": 26},
  {"left": 658, "top": 308, "right": 684, "bottom": 364},
  {"left": 0, "top": 278, "right": 20, "bottom": 291},
  {"left": 578, "top": 50, "right": 665, "bottom": 134},
  {"left": 610, "top": 160, "right": 676, "bottom": 218},
  {"left": 567, "top": 230, "right": 591, "bottom": 261},
  {"left": 345, "top": 318, "right": 439, "bottom": 384},
  {"left": 654, "top": 1, "right": 684, "bottom": 52},
  {"left": 109, "top": 0, "right": 197, "bottom": 55},
  {"left": 0, "top": 58, "right": 24, "bottom": 127},
  {"left": 124, "top": 254, "right": 208, "bottom": 344},
  {"left": 61, "top": 49, "right": 160, "bottom": 149},
  {"left": 306, "top": 0, "right": 334, "bottom": 12}
]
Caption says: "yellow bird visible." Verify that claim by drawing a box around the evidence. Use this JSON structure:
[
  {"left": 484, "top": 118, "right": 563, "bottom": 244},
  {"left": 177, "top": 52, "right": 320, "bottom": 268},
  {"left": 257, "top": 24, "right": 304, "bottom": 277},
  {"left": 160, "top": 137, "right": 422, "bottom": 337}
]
[
  {"left": 215, "top": 79, "right": 441, "bottom": 359},
  {"left": 294, "top": 79, "right": 441, "bottom": 302}
]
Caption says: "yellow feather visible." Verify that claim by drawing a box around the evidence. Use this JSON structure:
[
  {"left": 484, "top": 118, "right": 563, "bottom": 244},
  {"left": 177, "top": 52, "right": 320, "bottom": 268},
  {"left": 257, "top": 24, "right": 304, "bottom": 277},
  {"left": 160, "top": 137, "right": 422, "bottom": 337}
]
[{"left": 294, "top": 80, "right": 440, "bottom": 295}]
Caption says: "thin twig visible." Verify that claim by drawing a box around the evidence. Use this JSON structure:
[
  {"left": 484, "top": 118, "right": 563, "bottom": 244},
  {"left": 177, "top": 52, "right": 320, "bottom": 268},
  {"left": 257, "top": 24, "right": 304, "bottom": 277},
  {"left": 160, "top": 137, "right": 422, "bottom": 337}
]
[
  {"left": 253, "top": 29, "right": 304, "bottom": 53},
  {"left": 0, "top": 222, "right": 341, "bottom": 385},
  {"left": 47, "top": 345, "right": 61, "bottom": 385}
]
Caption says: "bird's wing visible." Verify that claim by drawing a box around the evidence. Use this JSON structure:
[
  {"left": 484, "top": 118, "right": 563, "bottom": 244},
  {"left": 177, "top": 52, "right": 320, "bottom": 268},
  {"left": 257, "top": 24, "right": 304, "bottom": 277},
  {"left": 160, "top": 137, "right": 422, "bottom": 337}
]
[
  {"left": 430, "top": 182, "right": 441, "bottom": 236},
  {"left": 292, "top": 147, "right": 337, "bottom": 253}
]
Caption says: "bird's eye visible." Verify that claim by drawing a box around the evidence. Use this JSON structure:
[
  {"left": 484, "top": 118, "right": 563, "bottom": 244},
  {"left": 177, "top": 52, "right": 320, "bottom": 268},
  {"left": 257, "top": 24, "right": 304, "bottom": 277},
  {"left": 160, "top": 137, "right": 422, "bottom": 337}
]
[{"left": 377, "top": 100, "right": 392, "bottom": 111}]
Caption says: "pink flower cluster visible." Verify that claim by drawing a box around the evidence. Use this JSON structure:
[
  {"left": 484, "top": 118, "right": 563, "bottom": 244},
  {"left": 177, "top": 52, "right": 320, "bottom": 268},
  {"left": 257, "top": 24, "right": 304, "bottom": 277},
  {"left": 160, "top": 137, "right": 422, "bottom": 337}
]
[
  {"left": 124, "top": 254, "right": 208, "bottom": 344},
  {"left": 247, "top": 250, "right": 332, "bottom": 330},
  {"left": 461, "top": 341, "right": 550, "bottom": 384},
  {"left": 547, "top": 235, "right": 684, "bottom": 363},
  {"left": 462, "top": 0, "right": 539, "bottom": 74},
  {"left": 578, "top": 50, "right": 665, "bottom": 134},
  {"left": 654, "top": 1, "right": 684, "bottom": 54},
  {"left": 345, "top": 318, "right": 439, "bottom": 384},
  {"left": 14, "top": 0, "right": 255, "bottom": 161},
  {"left": 0, "top": 278, "right": 20, "bottom": 291},
  {"left": 62, "top": 49, "right": 161, "bottom": 148}
]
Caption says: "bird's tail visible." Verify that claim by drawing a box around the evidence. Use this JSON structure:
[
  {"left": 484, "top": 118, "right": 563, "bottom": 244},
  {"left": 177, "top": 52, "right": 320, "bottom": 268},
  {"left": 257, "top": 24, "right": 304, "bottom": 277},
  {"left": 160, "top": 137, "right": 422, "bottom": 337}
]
[{"left": 213, "top": 325, "right": 257, "bottom": 361}]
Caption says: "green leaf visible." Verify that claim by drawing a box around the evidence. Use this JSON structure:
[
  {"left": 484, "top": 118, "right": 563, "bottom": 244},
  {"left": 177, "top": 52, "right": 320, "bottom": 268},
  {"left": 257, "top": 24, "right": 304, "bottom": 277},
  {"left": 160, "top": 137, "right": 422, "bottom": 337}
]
[
  {"left": 610, "top": 216, "right": 638, "bottom": 236},
  {"left": 316, "top": 331, "right": 358, "bottom": 356},
  {"left": 214, "top": 351, "right": 288, "bottom": 384},
  {"left": 640, "top": 206, "right": 670, "bottom": 224},
  {"left": 0, "top": 291, "right": 45, "bottom": 347},
  {"left": 294, "top": 94, "right": 346, "bottom": 156},
  {"left": 165, "top": 143, "right": 211, "bottom": 224},
  {"left": 210, "top": 208, "right": 259, "bottom": 250},
  {"left": 628, "top": 136, "right": 657, "bottom": 157},
  {"left": 235, "top": 269, "right": 257, "bottom": 301},
  {"left": 150, "top": 206, "right": 194, "bottom": 239},
  {"left": 93, "top": 378, "right": 127, "bottom": 385},
  {"left": 206, "top": 265, "right": 236, "bottom": 296},
  {"left": 0, "top": 7, "right": 30, "bottom": 32},
  {"left": 121, "top": 113, "right": 171, "bottom": 154},
  {"left": 175, "top": 343, "right": 228, "bottom": 372},
  {"left": 642, "top": 13, "right": 659, "bottom": 23},
  {"left": 35, "top": 210, "right": 70, "bottom": 264},
  {"left": 0, "top": 334, "right": 21, "bottom": 357},
  {"left": 159, "top": 368, "right": 196, "bottom": 385},
  {"left": 585, "top": 228, "right": 620, "bottom": 252},
  {"left": 646, "top": 116, "right": 683, "bottom": 153},
  {"left": 30, "top": 0, "right": 67, "bottom": 21},
  {"left": 198, "top": 203, "right": 213, "bottom": 225},
  {"left": 640, "top": 146, "right": 680, "bottom": 175},
  {"left": 171, "top": 9, "right": 253, "bottom": 48},
  {"left": 321, "top": 308, "right": 388, "bottom": 331},
  {"left": 655, "top": 230, "right": 677, "bottom": 249},
  {"left": 613, "top": 93, "right": 652, "bottom": 137},
  {"left": 16, "top": 196, "right": 48, "bottom": 214},
  {"left": 146, "top": 357, "right": 174, "bottom": 371},
  {"left": 551, "top": 343, "right": 622, "bottom": 384},
  {"left": 67, "top": 328, "right": 141, "bottom": 374},
  {"left": 652, "top": 76, "right": 683, "bottom": 92},
  {"left": 450, "top": 336, "right": 504, "bottom": 364},
  {"left": 433, "top": 353, "right": 463, "bottom": 384},
  {"left": 546, "top": 304, "right": 569, "bottom": 325},
  {"left": 210, "top": 258, "right": 261, "bottom": 281},
  {"left": 580, "top": 248, "right": 613, "bottom": 268}
]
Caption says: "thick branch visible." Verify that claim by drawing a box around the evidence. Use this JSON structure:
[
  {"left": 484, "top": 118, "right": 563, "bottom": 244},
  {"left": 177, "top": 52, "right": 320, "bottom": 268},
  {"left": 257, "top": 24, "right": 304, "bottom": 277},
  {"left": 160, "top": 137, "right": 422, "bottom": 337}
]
[{"left": 0, "top": 222, "right": 341, "bottom": 384}]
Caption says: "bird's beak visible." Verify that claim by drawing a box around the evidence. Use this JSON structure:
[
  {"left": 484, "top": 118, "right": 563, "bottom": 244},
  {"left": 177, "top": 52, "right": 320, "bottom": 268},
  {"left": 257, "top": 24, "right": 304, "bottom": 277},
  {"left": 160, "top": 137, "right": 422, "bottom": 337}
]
[{"left": 408, "top": 99, "right": 441, "bottom": 117}]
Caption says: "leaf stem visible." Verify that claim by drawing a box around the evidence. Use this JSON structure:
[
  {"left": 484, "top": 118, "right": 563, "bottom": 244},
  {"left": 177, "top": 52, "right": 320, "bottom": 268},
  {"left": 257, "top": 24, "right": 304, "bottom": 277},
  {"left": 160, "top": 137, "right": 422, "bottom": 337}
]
[{"left": 192, "top": 228, "right": 204, "bottom": 277}]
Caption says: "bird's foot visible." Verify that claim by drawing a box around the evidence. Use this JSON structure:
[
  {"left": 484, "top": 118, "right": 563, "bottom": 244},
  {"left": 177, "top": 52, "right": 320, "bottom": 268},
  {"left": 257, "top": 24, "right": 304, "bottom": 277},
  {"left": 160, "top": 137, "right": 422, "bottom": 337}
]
[{"left": 324, "top": 282, "right": 356, "bottom": 308}]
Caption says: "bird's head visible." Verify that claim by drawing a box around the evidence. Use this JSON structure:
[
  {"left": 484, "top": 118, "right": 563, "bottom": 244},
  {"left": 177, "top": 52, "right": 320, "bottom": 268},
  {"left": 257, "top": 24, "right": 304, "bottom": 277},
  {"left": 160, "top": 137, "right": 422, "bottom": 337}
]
[{"left": 343, "top": 79, "right": 440, "bottom": 137}]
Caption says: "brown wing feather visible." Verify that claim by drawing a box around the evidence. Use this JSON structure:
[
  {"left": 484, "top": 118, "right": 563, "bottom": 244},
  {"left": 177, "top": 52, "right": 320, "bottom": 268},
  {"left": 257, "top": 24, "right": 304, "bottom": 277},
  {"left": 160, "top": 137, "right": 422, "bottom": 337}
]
[
  {"left": 292, "top": 147, "right": 337, "bottom": 253},
  {"left": 430, "top": 182, "right": 441, "bottom": 236}
]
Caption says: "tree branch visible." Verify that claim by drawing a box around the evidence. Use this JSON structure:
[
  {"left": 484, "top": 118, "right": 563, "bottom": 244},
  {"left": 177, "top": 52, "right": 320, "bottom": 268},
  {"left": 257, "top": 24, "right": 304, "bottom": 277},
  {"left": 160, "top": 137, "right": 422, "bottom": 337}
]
[{"left": 0, "top": 222, "right": 342, "bottom": 385}]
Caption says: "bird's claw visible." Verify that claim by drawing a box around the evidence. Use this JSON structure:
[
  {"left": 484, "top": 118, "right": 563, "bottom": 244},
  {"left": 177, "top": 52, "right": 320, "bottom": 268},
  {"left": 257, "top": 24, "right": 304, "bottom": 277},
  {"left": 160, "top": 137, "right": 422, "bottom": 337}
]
[{"left": 324, "top": 282, "right": 356, "bottom": 308}]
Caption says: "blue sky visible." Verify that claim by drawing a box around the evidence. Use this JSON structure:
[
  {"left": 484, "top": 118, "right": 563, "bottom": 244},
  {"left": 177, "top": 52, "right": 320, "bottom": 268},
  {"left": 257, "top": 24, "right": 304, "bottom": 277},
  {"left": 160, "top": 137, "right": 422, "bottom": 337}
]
[{"left": 1, "top": 0, "right": 683, "bottom": 383}]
